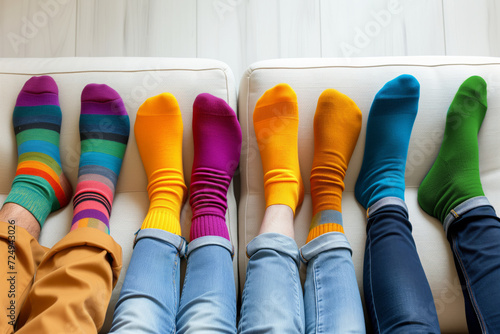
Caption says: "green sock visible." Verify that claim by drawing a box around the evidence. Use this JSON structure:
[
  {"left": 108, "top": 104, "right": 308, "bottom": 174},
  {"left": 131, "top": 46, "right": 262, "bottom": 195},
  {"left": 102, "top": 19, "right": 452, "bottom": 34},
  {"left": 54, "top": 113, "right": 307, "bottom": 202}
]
[{"left": 418, "top": 76, "right": 487, "bottom": 222}]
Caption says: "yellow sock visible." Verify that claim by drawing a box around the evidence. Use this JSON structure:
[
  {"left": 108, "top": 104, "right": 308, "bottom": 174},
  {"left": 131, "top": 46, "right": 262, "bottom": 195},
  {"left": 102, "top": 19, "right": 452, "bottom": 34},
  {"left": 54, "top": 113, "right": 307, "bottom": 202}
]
[
  {"left": 307, "top": 89, "right": 362, "bottom": 243},
  {"left": 135, "top": 93, "right": 187, "bottom": 235},
  {"left": 253, "top": 83, "right": 304, "bottom": 214}
]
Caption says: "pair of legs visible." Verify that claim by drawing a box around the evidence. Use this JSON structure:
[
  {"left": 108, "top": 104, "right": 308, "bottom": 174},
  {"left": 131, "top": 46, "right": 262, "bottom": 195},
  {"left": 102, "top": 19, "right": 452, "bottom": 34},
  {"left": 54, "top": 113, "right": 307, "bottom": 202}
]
[
  {"left": 0, "top": 76, "right": 129, "bottom": 332},
  {"left": 356, "top": 75, "right": 500, "bottom": 332},
  {"left": 110, "top": 93, "right": 241, "bottom": 333},
  {"left": 239, "top": 85, "right": 365, "bottom": 333}
]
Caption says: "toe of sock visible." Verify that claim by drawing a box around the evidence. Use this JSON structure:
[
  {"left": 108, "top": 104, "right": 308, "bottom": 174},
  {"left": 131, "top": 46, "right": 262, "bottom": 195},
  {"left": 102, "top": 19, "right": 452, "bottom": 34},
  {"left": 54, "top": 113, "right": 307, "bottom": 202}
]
[
  {"left": 458, "top": 75, "right": 487, "bottom": 107},
  {"left": 377, "top": 74, "right": 420, "bottom": 99},
  {"left": 81, "top": 84, "right": 127, "bottom": 116},
  {"left": 317, "top": 88, "right": 361, "bottom": 116},
  {"left": 254, "top": 83, "right": 298, "bottom": 123},
  {"left": 16, "top": 76, "right": 60, "bottom": 107},
  {"left": 194, "top": 93, "right": 235, "bottom": 117},
  {"left": 137, "top": 92, "right": 180, "bottom": 116},
  {"left": 82, "top": 83, "right": 121, "bottom": 102},
  {"left": 255, "top": 83, "right": 297, "bottom": 109},
  {"left": 22, "top": 76, "right": 59, "bottom": 94}
]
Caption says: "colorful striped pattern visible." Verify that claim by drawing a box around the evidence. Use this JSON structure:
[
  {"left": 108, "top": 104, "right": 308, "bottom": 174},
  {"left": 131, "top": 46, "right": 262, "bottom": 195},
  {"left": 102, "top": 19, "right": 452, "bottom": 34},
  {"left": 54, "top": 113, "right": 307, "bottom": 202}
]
[
  {"left": 5, "top": 76, "right": 72, "bottom": 226},
  {"left": 71, "top": 84, "right": 129, "bottom": 234}
]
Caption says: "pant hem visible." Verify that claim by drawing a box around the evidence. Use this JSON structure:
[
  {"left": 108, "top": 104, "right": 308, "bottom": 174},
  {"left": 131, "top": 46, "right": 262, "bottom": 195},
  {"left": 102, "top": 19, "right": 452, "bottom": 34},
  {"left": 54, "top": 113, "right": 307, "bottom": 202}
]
[
  {"left": 134, "top": 228, "right": 187, "bottom": 257},
  {"left": 367, "top": 197, "right": 407, "bottom": 217},
  {"left": 299, "top": 231, "right": 351, "bottom": 263},
  {"left": 443, "top": 196, "right": 490, "bottom": 236},
  {"left": 187, "top": 235, "right": 234, "bottom": 258},
  {"left": 246, "top": 233, "right": 300, "bottom": 268}
]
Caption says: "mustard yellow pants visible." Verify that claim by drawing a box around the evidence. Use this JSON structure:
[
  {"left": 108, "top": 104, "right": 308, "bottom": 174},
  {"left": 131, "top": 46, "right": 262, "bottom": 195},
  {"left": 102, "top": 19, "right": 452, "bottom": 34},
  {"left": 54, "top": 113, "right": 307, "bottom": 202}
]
[{"left": 0, "top": 221, "right": 122, "bottom": 334}]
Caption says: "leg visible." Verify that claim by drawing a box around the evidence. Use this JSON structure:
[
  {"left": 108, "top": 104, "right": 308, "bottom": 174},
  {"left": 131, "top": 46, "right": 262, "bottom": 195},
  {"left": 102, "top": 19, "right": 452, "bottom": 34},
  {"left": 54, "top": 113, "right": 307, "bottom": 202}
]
[
  {"left": 239, "top": 84, "right": 305, "bottom": 333},
  {"left": 0, "top": 218, "right": 46, "bottom": 333},
  {"left": 15, "top": 83, "right": 129, "bottom": 333},
  {"left": 15, "top": 228, "right": 122, "bottom": 333},
  {"left": 446, "top": 204, "right": 500, "bottom": 333},
  {"left": 238, "top": 207, "right": 305, "bottom": 333},
  {"left": 177, "top": 243, "right": 235, "bottom": 334},
  {"left": 364, "top": 202, "right": 440, "bottom": 333},
  {"left": 301, "top": 89, "right": 364, "bottom": 333},
  {"left": 110, "top": 230, "right": 184, "bottom": 333},
  {"left": 176, "top": 94, "right": 240, "bottom": 333},
  {"left": 1, "top": 75, "right": 73, "bottom": 331},
  {"left": 419, "top": 76, "right": 500, "bottom": 332},
  {"left": 111, "top": 92, "right": 187, "bottom": 332},
  {"left": 4, "top": 76, "right": 72, "bottom": 233},
  {"left": 356, "top": 75, "right": 440, "bottom": 333}
]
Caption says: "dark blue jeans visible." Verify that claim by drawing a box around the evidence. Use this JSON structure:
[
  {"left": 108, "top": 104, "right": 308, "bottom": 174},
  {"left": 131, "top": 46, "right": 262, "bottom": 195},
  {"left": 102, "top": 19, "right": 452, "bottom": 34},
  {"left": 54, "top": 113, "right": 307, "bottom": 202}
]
[
  {"left": 364, "top": 199, "right": 440, "bottom": 334},
  {"left": 446, "top": 202, "right": 500, "bottom": 333}
]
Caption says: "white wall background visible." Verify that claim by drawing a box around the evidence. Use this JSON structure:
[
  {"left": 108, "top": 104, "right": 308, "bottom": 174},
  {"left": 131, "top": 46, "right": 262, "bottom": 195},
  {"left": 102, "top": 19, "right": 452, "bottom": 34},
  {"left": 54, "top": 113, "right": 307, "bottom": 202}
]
[{"left": 0, "top": 0, "right": 499, "bottom": 82}]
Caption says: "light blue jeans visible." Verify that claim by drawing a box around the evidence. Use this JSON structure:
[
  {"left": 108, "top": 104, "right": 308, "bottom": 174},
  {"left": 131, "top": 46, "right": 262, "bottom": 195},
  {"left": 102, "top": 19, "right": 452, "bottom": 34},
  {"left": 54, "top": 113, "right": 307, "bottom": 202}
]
[
  {"left": 109, "top": 228, "right": 236, "bottom": 333},
  {"left": 238, "top": 232, "right": 365, "bottom": 333}
]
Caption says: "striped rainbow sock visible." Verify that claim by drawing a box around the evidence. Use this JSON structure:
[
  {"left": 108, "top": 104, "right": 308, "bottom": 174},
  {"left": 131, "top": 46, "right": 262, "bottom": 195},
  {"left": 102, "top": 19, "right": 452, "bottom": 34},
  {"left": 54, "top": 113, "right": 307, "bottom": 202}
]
[
  {"left": 5, "top": 76, "right": 72, "bottom": 226},
  {"left": 71, "top": 84, "right": 130, "bottom": 234}
]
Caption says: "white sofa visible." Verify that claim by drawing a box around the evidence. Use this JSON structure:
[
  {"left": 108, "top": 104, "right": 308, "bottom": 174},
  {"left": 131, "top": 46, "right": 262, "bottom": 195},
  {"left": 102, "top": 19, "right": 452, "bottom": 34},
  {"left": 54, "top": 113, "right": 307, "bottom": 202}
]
[
  {"left": 0, "top": 57, "right": 239, "bottom": 333},
  {"left": 1, "top": 56, "right": 500, "bottom": 333},
  {"left": 238, "top": 56, "right": 500, "bottom": 334}
]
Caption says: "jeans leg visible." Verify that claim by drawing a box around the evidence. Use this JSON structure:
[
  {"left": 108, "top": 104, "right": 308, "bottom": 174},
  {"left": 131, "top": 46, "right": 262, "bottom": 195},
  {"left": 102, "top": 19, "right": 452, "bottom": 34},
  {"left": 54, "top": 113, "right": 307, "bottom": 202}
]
[
  {"left": 238, "top": 233, "right": 305, "bottom": 334},
  {"left": 177, "top": 236, "right": 236, "bottom": 334},
  {"left": 300, "top": 232, "right": 365, "bottom": 334},
  {"left": 109, "top": 229, "right": 186, "bottom": 334},
  {"left": 446, "top": 199, "right": 500, "bottom": 333},
  {"left": 364, "top": 199, "right": 440, "bottom": 334}
]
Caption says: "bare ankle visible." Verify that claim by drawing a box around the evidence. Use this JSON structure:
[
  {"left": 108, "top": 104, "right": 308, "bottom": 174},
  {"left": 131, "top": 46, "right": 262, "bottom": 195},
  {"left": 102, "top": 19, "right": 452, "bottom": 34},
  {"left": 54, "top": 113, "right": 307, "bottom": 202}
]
[
  {"left": 0, "top": 203, "right": 40, "bottom": 239},
  {"left": 259, "top": 204, "right": 295, "bottom": 239}
]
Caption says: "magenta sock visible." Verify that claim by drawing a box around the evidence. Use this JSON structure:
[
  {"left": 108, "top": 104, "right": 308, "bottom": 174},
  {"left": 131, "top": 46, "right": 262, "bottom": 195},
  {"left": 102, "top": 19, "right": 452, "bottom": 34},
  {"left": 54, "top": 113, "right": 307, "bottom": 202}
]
[{"left": 190, "top": 93, "right": 242, "bottom": 241}]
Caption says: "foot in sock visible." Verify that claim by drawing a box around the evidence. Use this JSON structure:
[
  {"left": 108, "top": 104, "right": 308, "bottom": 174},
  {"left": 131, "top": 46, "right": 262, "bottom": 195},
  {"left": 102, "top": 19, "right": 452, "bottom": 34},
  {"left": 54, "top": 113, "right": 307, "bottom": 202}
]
[
  {"left": 418, "top": 76, "right": 487, "bottom": 222},
  {"left": 253, "top": 83, "right": 304, "bottom": 215},
  {"left": 135, "top": 93, "right": 187, "bottom": 235},
  {"left": 189, "top": 93, "right": 242, "bottom": 241},
  {"left": 71, "top": 84, "right": 130, "bottom": 234},
  {"left": 5, "top": 76, "right": 72, "bottom": 226},
  {"left": 355, "top": 74, "right": 420, "bottom": 210},
  {"left": 307, "top": 89, "right": 362, "bottom": 243}
]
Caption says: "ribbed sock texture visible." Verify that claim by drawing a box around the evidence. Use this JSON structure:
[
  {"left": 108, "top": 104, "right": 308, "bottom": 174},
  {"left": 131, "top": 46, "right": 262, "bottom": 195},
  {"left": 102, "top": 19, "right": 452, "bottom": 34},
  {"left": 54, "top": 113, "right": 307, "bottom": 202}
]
[
  {"left": 307, "top": 89, "right": 362, "bottom": 243},
  {"left": 71, "top": 84, "right": 130, "bottom": 234},
  {"left": 418, "top": 76, "right": 487, "bottom": 222},
  {"left": 189, "top": 93, "right": 242, "bottom": 241},
  {"left": 253, "top": 83, "right": 304, "bottom": 214},
  {"left": 355, "top": 74, "right": 420, "bottom": 210},
  {"left": 5, "top": 76, "right": 72, "bottom": 226},
  {"left": 135, "top": 93, "right": 186, "bottom": 235}
]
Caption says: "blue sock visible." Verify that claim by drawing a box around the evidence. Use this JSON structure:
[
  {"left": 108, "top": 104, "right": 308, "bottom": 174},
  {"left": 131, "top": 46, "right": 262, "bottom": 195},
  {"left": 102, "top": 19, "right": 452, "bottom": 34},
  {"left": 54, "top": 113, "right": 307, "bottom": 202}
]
[{"left": 355, "top": 74, "right": 420, "bottom": 209}]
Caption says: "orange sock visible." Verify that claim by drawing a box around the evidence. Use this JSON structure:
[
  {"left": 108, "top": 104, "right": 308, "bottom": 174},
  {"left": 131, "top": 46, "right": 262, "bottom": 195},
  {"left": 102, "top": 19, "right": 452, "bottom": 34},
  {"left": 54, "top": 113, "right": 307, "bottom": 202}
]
[
  {"left": 135, "top": 93, "right": 187, "bottom": 235},
  {"left": 307, "top": 89, "right": 362, "bottom": 243},
  {"left": 253, "top": 83, "right": 304, "bottom": 214}
]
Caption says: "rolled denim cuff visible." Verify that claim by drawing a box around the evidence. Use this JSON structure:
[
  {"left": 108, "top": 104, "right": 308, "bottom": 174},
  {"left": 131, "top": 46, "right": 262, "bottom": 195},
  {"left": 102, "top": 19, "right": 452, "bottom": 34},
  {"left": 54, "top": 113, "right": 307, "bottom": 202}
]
[
  {"left": 299, "top": 232, "right": 352, "bottom": 263},
  {"left": 443, "top": 196, "right": 491, "bottom": 236},
  {"left": 367, "top": 197, "right": 408, "bottom": 218},
  {"left": 246, "top": 232, "right": 300, "bottom": 268},
  {"left": 134, "top": 228, "right": 187, "bottom": 257},
  {"left": 187, "top": 235, "right": 234, "bottom": 258}
]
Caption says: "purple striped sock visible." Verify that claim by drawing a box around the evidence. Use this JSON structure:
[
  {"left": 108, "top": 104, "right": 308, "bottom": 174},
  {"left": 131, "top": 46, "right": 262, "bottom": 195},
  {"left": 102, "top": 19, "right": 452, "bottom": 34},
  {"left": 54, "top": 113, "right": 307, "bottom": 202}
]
[{"left": 190, "top": 93, "right": 242, "bottom": 241}]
